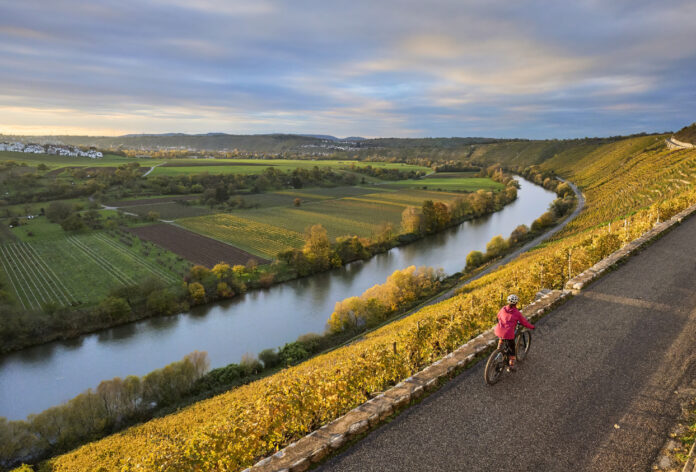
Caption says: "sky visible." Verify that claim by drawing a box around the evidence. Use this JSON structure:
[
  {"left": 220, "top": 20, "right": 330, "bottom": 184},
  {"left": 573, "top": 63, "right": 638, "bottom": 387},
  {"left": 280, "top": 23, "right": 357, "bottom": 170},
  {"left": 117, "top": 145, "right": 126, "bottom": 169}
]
[{"left": 1, "top": 0, "right": 695, "bottom": 139}]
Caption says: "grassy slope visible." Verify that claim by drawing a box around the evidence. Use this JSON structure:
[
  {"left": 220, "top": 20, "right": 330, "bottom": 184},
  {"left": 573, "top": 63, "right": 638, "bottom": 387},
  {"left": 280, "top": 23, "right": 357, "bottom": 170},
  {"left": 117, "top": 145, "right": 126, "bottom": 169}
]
[{"left": 674, "top": 122, "right": 696, "bottom": 144}]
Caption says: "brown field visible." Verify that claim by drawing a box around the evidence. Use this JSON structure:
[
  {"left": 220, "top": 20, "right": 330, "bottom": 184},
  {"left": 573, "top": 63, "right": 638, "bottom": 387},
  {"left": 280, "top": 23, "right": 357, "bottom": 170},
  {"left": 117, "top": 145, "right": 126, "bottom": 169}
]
[{"left": 126, "top": 223, "right": 268, "bottom": 268}]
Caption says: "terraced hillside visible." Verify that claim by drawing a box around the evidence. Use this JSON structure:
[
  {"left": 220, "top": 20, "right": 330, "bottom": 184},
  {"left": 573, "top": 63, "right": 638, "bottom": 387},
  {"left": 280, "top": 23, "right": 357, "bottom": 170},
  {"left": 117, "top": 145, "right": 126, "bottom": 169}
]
[{"left": 44, "top": 136, "right": 696, "bottom": 471}]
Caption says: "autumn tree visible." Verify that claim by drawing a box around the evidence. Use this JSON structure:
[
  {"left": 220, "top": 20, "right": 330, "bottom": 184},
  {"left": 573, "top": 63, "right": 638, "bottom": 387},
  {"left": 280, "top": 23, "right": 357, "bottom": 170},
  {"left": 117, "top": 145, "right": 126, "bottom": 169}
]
[
  {"left": 401, "top": 206, "right": 422, "bottom": 234},
  {"left": 465, "top": 250, "right": 485, "bottom": 271},
  {"left": 486, "top": 235, "right": 508, "bottom": 258},
  {"left": 303, "top": 224, "right": 330, "bottom": 270}
]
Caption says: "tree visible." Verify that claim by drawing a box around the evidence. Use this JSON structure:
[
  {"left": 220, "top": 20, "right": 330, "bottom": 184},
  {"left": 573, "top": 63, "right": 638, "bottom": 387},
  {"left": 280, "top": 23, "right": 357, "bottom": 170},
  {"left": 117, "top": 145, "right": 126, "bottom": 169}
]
[
  {"left": 486, "top": 235, "right": 508, "bottom": 258},
  {"left": 509, "top": 224, "right": 529, "bottom": 244},
  {"left": 188, "top": 282, "right": 206, "bottom": 304},
  {"left": 97, "top": 296, "right": 131, "bottom": 321},
  {"left": 465, "top": 250, "right": 485, "bottom": 270},
  {"left": 294, "top": 198, "right": 301, "bottom": 207},
  {"left": 303, "top": 224, "right": 330, "bottom": 270},
  {"left": 60, "top": 214, "right": 85, "bottom": 231},
  {"left": 146, "top": 289, "right": 179, "bottom": 316},
  {"left": 211, "top": 263, "right": 232, "bottom": 280},
  {"left": 531, "top": 211, "right": 555, "bottom": 231},
  {"left": 258, "top": 348, "right": 280, "bottom": 368},
  {"left": 400, "top": 206, "right": 422, "bottom": 234},
  {"left": 46, "top": 201, "right": 72, "bottom": 222},
  {"left": 421, "top": 200, "right": 437, "bottom": 233}
]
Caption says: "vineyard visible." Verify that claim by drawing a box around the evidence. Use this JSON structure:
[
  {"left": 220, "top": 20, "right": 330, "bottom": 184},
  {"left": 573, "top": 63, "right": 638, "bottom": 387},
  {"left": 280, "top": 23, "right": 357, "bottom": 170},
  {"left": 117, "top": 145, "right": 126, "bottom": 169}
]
[
  {"left": 127, "top": 223, "right": 270, "bottom": 267},
  {"left": 44, "top": 139, "right": 696, "bottom": 471},
  {"left": 0, "top": 233, "right": 186, "bottom": 307},
  {"left": 177, "top": 214, "right": 306, "bottom": 259},
  {"left": 178, "top": 187, "right": 486, "bottom": 259}
]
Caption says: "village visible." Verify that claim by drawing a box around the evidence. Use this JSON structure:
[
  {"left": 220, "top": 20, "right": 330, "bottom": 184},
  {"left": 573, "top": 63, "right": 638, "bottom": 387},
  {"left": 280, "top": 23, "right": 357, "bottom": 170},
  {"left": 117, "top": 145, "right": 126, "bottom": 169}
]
[{"left": 0, "top": 141, "right": 103, "bottom": 158}]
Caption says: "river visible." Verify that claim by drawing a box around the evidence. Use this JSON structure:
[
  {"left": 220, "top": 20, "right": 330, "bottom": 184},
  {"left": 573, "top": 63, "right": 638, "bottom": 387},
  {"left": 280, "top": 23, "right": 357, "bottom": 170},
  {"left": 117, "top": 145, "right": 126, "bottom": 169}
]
[{"left": 0, "top": 177, "right": 556, "bottom": 420}]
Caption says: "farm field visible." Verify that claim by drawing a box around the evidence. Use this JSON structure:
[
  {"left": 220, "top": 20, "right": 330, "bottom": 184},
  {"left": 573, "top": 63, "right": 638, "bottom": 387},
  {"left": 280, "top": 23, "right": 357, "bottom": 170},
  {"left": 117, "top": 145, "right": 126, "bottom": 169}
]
[
  {"left": 126, "top": 223, "right": 269, "bottom": 267},
  {"left": 0, "top": 150, "right": 150, "bottom": 168},
  {"left": 178, "top": 185, "right": 484, "bottom": 259},
  {"left": 148, "top": 159, "right": 430, "bottom": 177},
  {"left": 0, "top": 232, "right": 187, "bottom": 308},
  {"left": 384, "top": 176, "right": 504, "bottom": 191},
  {"left": 177, "top": 215, "right": 304, "bottom": 260},
  {"left": 117, "top": 202, "right": 212, "bottom": 220},
  {"left": 105, "top": 195, "right": 200, "bottom": 207}
]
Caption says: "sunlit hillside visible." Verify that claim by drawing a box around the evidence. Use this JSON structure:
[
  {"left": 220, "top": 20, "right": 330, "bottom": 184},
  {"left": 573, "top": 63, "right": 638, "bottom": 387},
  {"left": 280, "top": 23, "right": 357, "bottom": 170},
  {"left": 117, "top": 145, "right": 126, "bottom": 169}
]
[{"left": 42, "top": 136, "right": 696, "bottom": 471}]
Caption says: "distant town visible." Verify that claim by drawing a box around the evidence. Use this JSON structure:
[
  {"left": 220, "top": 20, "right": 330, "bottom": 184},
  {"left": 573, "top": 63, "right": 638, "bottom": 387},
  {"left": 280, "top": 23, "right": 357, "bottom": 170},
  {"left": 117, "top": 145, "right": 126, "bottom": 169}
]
[{"left": 0, "top": 142, "right": 103, "bottom": 158}]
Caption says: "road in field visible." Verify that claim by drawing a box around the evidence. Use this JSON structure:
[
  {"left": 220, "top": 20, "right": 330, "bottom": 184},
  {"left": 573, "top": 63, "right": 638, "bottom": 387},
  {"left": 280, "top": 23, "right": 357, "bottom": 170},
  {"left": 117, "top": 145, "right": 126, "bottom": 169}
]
[{"left": 320, "top": 211, "right": 696, "bottom": 471}]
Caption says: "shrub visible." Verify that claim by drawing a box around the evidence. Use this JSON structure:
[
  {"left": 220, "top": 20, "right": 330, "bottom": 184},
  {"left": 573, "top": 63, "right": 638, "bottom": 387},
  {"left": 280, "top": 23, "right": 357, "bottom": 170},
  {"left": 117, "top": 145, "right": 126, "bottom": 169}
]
[
  {"left": 258, "top": 349, "right": 280, "bottom": 369},
  {"left": 465, "top": 250, "right": 485, "bottom": 271},
  {"left": 239, "top": 353, "right": 262, "bottom": 375},
  {"left": 485, "top": 235, "right": 508, "bottom": 258}
]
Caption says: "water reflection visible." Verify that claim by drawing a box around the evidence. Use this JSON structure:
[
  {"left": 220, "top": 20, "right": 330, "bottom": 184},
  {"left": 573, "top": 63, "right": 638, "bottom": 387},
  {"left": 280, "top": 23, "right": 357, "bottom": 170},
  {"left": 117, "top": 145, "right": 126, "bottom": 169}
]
[{"left": 0, "top": 177, "right": 556, "bottom": 420}]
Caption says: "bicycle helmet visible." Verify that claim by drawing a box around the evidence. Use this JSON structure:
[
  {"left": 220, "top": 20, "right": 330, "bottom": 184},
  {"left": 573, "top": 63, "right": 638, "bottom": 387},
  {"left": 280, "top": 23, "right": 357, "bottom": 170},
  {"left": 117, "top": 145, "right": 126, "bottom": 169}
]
[{"left": 507, "top": 294, "right": 519, "bottom": 304}]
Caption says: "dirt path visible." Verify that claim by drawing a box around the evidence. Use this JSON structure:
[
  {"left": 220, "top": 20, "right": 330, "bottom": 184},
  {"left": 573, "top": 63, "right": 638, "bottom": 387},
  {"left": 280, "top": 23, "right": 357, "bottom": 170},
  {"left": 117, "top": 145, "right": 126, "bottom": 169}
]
[{"left": 320, "top": 199, "right": 696, "bottom": 472}]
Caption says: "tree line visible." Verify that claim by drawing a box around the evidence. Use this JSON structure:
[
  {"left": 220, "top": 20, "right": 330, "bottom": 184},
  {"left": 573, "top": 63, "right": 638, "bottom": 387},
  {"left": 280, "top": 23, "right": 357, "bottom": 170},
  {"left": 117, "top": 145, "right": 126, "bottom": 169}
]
[{"left": 0, "top": 352, "right": 209, "bottom": 470}]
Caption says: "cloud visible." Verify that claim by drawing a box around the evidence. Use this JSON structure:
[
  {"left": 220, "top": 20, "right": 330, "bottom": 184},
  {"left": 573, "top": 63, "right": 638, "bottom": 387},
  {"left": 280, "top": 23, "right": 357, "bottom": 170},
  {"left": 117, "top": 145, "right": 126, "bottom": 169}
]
[{"left": 0, "top": 0, "right": 694, "bottom": 138}]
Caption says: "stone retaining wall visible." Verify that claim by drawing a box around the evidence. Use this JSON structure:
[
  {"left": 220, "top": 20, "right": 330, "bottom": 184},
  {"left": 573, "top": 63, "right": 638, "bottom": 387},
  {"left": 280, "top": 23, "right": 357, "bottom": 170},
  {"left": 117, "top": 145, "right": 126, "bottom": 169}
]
[
  {"left": 248, "top": 201, "right": 696, "bottom": 472},
  {"left": 667, "top": 137, "right": 696, "bottom": 150}
]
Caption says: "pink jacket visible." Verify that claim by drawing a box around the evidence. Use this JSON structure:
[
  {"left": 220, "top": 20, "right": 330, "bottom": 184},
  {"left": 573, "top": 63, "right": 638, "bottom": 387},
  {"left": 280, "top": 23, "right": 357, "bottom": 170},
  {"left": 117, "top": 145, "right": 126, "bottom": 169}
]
[{"left": 494, "top": 305, "right": 534, "bottom": 339}]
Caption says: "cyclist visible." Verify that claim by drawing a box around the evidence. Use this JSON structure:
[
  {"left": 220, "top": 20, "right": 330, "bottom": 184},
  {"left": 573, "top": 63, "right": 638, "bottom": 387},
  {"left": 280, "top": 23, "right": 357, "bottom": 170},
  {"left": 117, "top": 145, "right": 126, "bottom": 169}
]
[{"left": 495, "top": 294, "right": 535, "bottom": 371}]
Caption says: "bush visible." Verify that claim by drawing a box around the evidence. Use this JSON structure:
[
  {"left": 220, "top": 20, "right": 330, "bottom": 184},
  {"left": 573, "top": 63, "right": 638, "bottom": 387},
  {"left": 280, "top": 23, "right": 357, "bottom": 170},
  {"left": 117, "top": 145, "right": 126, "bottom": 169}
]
[
  {"left": 258, "top": 349, "right": 280, "bottom": 369},
  {"left": 531, "top": 211, "right": 555, "bottom": 231},
  {"left": 146, "top": 290, "right": 180, "bottom": 316},
  {"left": 279, "top": 342, "right": 309, "bottom": 366},
  {"left": 485, "top": 235, "right": 508, "bottom": 258},
  {"left": 239, "top": 353, "right": 262, "bottom": 375},
  {"left": 465, "top": 250, "right": 485, "bottom": 271}
]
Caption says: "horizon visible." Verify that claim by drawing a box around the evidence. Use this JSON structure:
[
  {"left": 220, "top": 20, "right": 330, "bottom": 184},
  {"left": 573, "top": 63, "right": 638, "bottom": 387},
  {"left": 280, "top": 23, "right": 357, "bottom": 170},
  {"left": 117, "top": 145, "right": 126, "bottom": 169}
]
[{"left": 1, "top": 1, "right": 695, "bottom": 138}]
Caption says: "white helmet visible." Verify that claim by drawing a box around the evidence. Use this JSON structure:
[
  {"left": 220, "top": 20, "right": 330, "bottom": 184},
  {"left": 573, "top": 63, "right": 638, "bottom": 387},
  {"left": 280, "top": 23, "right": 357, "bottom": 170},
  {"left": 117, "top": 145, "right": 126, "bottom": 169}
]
[{"left": 507, "top": 294, "right": 519, "bottom": 304}]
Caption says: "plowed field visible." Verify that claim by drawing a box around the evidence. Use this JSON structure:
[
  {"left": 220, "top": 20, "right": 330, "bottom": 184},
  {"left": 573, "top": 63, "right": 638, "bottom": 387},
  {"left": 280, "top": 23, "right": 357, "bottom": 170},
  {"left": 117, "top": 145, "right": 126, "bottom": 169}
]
[{"left": 126, "top": 223, "right": 268, "bottom": 267}]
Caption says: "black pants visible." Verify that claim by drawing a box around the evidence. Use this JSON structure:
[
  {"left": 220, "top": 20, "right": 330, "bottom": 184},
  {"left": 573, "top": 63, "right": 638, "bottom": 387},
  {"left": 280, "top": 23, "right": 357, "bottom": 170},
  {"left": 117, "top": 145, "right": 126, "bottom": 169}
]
[{"left": 500, "top": 338, "right": 516, "bottom": 356}]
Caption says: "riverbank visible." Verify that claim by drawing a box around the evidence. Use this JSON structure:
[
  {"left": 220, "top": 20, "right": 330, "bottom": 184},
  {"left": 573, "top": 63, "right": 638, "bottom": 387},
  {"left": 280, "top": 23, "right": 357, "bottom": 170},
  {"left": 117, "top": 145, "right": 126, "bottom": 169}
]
[{"left": 0, "top": 176, "right": 558, "bottom": 423}]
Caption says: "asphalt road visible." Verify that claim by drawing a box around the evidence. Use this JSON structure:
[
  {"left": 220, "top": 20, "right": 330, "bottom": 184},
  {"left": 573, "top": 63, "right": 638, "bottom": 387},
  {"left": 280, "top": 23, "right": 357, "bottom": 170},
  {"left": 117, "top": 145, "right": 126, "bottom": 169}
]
[{"left": 320, "top": 211, "right": 696, "bottom": 471}]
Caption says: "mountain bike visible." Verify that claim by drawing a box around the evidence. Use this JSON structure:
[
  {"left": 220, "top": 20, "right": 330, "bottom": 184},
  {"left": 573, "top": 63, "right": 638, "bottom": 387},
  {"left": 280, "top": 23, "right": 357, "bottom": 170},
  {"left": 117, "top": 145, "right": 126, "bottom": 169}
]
[{"left": 484, "top": 322, "right": 532, "bottom": 385}]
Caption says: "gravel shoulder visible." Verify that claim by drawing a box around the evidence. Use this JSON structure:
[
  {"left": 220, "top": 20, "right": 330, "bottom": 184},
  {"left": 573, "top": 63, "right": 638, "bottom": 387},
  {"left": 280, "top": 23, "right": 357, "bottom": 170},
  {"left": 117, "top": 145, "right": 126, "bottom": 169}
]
[{"left": 320, "top": 205, "right": 696, "bottom": 472}]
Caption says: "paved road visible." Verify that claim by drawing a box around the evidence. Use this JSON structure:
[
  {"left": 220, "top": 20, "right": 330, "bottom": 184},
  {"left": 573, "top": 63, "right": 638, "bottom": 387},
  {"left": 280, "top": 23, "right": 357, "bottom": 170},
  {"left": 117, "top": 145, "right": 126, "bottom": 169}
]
[{"left": 320, "top": 211, "right": 696, "bottom": 471}]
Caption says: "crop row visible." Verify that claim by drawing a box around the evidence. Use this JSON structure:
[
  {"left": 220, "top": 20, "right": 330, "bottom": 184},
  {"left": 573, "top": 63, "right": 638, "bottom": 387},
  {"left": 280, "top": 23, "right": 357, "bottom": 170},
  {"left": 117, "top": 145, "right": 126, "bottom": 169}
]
[
  {"left": 0, "top": 242, "right": 75, "bottom": 309},
  {"left": 178, "top": 214, "right": 305, "bottom": 259}
]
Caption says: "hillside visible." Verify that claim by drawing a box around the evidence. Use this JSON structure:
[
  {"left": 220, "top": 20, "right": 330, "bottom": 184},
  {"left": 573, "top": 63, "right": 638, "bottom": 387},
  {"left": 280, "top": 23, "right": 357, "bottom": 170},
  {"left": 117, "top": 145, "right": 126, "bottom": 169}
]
[
  {"left": 40, "top": 133, "right": 696, "bottom": 471},
  {"left": 674, "top": 122, "right": 696, "bottom": 144}
]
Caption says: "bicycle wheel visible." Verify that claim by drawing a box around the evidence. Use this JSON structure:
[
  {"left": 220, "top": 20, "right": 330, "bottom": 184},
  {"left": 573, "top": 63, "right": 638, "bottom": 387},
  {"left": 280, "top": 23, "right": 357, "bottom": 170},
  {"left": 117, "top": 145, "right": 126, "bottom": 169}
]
[
  {"left": 484, "top": 349, "right": 506, "bottom": 385},
  {"left": 515, "top": 331, "right": 532, "bottom": 361}
]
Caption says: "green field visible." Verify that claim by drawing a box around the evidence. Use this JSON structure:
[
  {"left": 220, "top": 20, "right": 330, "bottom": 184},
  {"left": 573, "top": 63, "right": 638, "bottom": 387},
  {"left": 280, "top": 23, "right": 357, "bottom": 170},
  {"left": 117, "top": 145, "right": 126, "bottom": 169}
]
[
  {"left": 384, "top": 176, "right": 504, "bottom": 191},
  {"left": 178, "top": 183, "right": 490, "bottom": 259},
  {"left": 117, "top": 202, "right": 212, "bottom": 220},
  {"left": 0, "top": 153, "right": 494, "bottom": 310},
  {"left": 148, "top": 159, "right": 430, "bottom": 177},
  {"left": 0, "top": 151, "right": 153, "bottom": 169},
  {"left": 0, "top": 232, "right": 189, "bottom": 308}
]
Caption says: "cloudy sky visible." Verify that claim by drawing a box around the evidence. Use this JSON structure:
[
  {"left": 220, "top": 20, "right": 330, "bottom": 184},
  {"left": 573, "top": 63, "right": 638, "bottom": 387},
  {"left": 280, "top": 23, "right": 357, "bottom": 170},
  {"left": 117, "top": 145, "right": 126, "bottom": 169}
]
[{"left": 1, "top": 0, "right": 695, "bottom": 138}]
